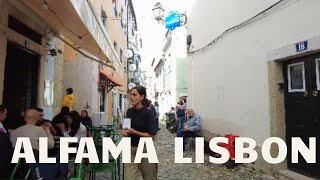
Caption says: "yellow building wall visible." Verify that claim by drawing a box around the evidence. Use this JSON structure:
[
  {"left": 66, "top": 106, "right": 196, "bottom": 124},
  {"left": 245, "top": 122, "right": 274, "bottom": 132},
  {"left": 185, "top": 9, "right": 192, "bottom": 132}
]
[
  {"left": 63, "top": 43, "right": 77, "bottom": 61},
  {"left": 93, "top": 0, "right": 128, "bottom": 120}
]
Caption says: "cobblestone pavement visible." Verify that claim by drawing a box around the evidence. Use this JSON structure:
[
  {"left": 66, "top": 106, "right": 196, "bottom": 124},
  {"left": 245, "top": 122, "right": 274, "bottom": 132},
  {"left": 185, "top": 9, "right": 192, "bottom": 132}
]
[{"left": 96, "top": 122, "right": 278, "bottom": 180}]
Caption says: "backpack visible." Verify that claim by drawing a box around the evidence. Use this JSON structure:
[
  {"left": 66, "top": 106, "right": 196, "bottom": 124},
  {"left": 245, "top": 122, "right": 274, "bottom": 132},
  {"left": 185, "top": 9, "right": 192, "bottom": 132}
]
[
  {"left": 147, "top": 106, "right": 158, "bottom": 133},
  {"left": 148, "top": 106, "right": 157, "bottom": 118}
]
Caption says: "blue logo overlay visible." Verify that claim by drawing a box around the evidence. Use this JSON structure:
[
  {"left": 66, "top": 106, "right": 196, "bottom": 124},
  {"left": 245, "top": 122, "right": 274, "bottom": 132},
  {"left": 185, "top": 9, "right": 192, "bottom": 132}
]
[{"left": 165, "top": 11, "right": 181, "bottom": 30}]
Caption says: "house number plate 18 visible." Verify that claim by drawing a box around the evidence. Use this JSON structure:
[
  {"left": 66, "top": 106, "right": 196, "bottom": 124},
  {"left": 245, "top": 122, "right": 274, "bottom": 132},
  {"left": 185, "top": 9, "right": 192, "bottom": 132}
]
[{"left": 296, "top": 40, "right": 308, "bottom": 52}]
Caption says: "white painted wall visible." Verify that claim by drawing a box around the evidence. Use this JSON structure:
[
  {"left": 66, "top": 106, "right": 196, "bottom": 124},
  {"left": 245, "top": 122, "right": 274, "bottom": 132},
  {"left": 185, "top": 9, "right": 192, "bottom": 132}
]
[
  {"left": 42, "top": 37, "right": 56, "bottom": 120},
  {"left": 63, "top": 55, "right": 100, "bottom": 117},
  {"left": 172, "top": 27, "right": 188, "bottom": 101},
  {"left": 154, "top": 61, "right": 165, "bottom": 114},
  {"left": 160, "top": 27, "right": 188, "bottom": 114},
  {"left": 163, "top": 38, "right": 173, "bottom": 112},
  {"left": 187, "top": 0, "right": 320, "bottom": 144},
  {"left": 112, "top": 90, "right": 118, "bottom": 116}
]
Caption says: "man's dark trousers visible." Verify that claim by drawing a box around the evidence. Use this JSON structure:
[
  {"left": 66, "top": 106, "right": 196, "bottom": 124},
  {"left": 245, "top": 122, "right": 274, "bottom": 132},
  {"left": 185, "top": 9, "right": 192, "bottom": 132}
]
[{"left": 176, "top": 130, "right": 197, "bottom": 150}]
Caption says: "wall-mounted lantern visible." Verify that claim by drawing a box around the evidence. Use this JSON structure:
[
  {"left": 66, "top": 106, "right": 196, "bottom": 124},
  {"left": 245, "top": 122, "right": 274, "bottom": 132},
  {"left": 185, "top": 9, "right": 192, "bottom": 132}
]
[
  {"left": 46, "top": 48, "right": 62, "bottom": 57},
  {"left": 152, "top": 2, "right": 165, "bottom": 23}
]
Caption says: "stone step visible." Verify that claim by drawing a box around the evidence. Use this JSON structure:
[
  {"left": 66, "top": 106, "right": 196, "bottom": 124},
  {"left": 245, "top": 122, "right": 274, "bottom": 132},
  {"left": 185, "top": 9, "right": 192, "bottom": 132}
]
[{"left": 279, "top": 170, "right": 315, "bottom": 180}]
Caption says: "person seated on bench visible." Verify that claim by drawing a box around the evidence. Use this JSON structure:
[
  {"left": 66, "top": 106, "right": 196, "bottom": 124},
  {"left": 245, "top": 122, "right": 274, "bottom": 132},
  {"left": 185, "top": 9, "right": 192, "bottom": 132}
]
[{"left": 176, "top": 108, "right": 201, "bottom": 151}]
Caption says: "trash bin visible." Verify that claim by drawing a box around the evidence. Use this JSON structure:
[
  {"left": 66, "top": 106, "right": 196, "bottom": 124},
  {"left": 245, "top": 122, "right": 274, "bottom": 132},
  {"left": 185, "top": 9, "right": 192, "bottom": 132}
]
[
  {"left": 165, "top": 112, "right": 176, "bottom": 129},
  {"left": 221, "top": 134, "right": 239, "bottom": 160},
  {"left": 221, "top": 134, "right": 239, "bottom": 168}
]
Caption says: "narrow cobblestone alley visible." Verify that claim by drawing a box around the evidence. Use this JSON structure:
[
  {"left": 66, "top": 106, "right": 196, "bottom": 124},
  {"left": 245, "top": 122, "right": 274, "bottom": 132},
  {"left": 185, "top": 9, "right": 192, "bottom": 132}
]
[
  {"left": 97, "top": 121, "right": 278, "bottom": 180},
  {"left": 154, "top": 122, "right": 277, "bottom": 180}
]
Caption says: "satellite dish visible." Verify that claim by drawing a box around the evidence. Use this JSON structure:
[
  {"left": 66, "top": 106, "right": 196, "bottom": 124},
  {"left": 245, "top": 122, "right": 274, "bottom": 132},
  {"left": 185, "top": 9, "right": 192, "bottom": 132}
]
[
  {"left": 128, "top": 82, "right": 136, "bottom": 89},
  {"left": 129, "top": 36, "right": 135, "bottom": 44},
  {"left": 124, "top": 49, "right": 134, "bottom": 58},
  {"left": 133, "top": 72, "right": 139, "bottom": 77},
  {"left": 128, "top": 64, "right": 137, "bottom": 72}
]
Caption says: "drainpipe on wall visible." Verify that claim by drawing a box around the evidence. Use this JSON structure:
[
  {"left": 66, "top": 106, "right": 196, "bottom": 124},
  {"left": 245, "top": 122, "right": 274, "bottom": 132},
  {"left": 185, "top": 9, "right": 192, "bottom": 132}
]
[{"left": 126, "top": 0, "right": 130, "bottom": 109}]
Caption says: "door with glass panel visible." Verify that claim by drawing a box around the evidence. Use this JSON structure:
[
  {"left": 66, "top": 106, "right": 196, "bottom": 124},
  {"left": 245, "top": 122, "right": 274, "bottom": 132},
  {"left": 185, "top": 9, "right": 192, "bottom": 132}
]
[{"left": 284, "top": 55, "right": 320, "bottom": 178}]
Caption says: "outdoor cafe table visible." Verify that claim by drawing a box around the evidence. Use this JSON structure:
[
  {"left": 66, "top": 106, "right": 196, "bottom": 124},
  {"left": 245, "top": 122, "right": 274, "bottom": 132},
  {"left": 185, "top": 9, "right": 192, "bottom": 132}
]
[{"left": 87, "top": 126, "right": 115, "bottom": 141}]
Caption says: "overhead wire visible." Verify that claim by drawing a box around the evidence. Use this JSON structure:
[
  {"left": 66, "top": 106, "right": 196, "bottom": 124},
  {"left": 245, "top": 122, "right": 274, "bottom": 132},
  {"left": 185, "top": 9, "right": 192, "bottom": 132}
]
[
  {"left": 43, "top": 0, "right": 115, "bottom": 68},
  {"left": 188, "top": 0, "right": 300, "bottom": 54},
  {"left": 45, "top": 2, "right": 87, "bottom": 39},
  {"left": 56, "top": 34, "right": 115, "bottom": 70}
]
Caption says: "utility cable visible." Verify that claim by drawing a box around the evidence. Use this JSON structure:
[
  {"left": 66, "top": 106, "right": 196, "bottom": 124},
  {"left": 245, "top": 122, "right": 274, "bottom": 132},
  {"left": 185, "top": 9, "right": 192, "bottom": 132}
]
[
  {"left": 188, "top": 0, "right": 286, "bottom": 54},
  {"left": 44, "top": 0, "right": 119, "bottom": 67},
  {"left": 56, "top": 35, "right": 115, "bottom": 70},
  {"left": 45, "top": 2, "right": 87, "bottom": 39}
]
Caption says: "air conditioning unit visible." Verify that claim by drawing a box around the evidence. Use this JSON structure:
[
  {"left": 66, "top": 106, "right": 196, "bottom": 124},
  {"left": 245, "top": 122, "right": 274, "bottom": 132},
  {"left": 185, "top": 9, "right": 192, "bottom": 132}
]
[{"left": 92, "top": 112, "right": 108, "bottom": 126}]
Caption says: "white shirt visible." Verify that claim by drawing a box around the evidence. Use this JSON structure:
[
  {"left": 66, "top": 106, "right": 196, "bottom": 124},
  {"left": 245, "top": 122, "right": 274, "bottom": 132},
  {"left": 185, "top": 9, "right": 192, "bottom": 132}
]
[
  {"left": 10, "top": 125, "right": 54, "bottom": 150},
  {"left": 63, "top": 123, "right": 87, "bottom": 142}
]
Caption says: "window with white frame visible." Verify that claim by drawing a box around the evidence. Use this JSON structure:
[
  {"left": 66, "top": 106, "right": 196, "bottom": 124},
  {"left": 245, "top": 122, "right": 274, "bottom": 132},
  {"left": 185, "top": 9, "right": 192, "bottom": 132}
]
[
  {"left": 113, "top": 41, "right": 117, "bottom": 52},
  {"left": 113, "top": 1, "right": 118, "bottom": 17},
  {"left": 101, "top": 8, "right": 107, "bottom": 30},
  {"left": 120, "top": 49, "right": 123, "bottom": 63},
  {"left": 120, "top": 6, "right": 124, "bottom": 29},
  {"left": 287, "top": 62, "right": 305, "bottom": 92},
  {"left": 121, "top": 16, "right": 124, "bottom": 29},
  {"left": 316, "top": 59, "right": 320, "bottom": 90},
  {"left": 44, "top": 80, "right": 54, "bottom": 106}
]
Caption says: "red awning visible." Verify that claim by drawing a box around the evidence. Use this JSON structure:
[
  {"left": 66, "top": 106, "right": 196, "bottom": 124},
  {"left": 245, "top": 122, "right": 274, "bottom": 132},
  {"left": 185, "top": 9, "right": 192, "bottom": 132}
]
[{"left": 99, "top": 71, "right": 122, "bottom": 87}]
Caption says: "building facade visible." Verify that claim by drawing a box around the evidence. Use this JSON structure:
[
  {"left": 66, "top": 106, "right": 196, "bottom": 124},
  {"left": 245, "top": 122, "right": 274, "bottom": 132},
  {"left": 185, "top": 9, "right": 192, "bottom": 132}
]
[
  {"left": 63, "top": 0, "right": 129, "bottom": 123},
  {"left": 152, "top": 28, "right": 188, "bottom": 115},
  {"left": 62, "top": 0, "right": 141, "bottom": 123},
  {"left": 0, "top": 0, "right": 65, "bottom": 128},
  {"left": 0, "top": 0, "right": 126, "bottom": 128},
  {"left": 187, "top": 0, "right": 320, "bottom": 178},
  {"left": 152, "top": 57, "right": 165, "bottom": 114}
]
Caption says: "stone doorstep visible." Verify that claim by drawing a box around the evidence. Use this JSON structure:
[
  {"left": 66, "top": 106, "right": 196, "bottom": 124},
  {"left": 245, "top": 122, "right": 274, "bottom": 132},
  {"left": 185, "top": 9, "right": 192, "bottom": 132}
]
[
  {"left": 279, "top": 170, "right": 316, "bottom": 180},
  {"left": 198, "top": 129, "right": 221, "bottom": 142}
]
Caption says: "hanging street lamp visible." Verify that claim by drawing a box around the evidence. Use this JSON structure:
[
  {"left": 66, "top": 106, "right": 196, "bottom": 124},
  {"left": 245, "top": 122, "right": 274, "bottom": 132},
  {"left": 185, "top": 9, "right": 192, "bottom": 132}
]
[
  {"left": 152, "top": 2, "right": 165, "bottom": 23},
  {"left": 152, "top": 2, "right": 187, "bottom": 30}
]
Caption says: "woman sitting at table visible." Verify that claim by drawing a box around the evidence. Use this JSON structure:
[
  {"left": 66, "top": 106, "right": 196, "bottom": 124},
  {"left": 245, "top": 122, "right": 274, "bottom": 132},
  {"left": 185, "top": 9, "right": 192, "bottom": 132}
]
[
  {"left": 57, "top": 111, "right": 87, "bottom": 141},
  {"left": 57, "top": 111, "right": 87, "bottom": 177},
  {"left": 52, "top": 106, "right": 70, "bottom": 136},
  {"left": 80, "top": 110, "right": 93, "bottom": 129}
]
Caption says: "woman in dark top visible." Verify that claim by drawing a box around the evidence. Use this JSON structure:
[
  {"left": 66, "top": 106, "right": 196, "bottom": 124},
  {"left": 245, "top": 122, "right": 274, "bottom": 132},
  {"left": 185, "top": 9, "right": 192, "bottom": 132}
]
[
  {"left": 52, "top": 106, "right": 70, "bottom": 136},
  {"left": 121, "top": 86, "right": 157, "bottom": 180},
  {"left": 80, "top": 110, "right": 93, "bottom": 128},
  {"left": 57, "top": 111, "right": 87, "bottom": 139}
]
